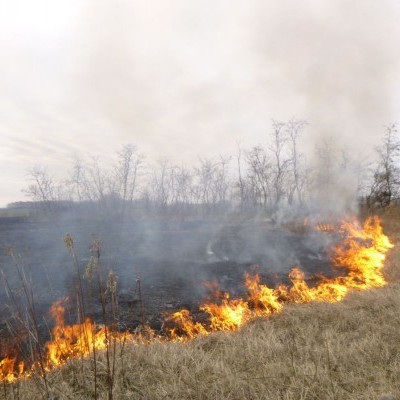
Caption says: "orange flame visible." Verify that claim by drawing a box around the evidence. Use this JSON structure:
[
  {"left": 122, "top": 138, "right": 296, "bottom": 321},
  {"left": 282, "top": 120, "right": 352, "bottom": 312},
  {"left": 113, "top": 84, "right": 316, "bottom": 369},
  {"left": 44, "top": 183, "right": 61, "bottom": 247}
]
[
  {"left": 201, "top": 293, "right": 250, "bottom": 331},
  {"left": 0, "top": 216, "right": 394, "bottom": 383},
  {"left": 164, "top": 216, "right": 393, "bottom": 339},
  {"left": 46, "top": 300, "right": 108, "bottom": 366},
  {"left": 0, "top": 357, "right": 24, "bottom": 383},
  {"left": 0, "top": 302, "right": 133, "bottom": 383},
  {"left": 164, "top": 309, "right": 208, "bottom": 340}
]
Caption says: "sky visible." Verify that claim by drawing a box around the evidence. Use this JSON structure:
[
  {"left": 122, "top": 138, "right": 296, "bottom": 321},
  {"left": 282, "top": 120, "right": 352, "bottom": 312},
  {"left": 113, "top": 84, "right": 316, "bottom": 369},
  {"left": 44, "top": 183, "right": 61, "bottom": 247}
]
[{"left": 1, "top": 0, "right": 400, "bottom": 207}]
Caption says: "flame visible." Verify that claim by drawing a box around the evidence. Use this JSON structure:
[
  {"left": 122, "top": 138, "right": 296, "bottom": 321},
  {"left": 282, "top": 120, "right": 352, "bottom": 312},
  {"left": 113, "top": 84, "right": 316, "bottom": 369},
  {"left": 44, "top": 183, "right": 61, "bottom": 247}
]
[
  {"left": 201, "top": 293, "right": 250, "bottom": 331},
  {"left": 164, "top": 216, "right": 393, "bottom": 338},
  {"left": 0, "top": 301, "right": 133, "bottom": 383},
  {"left": 46, "top": 300, "right": 109, "bottom": 366},
  {"left": 0, "top": 357, "right": 24, "bottom": 383},
  {"left": 164, "top": 309, "right": 208, "bottom": 340},
  {"left": 244, "top": 273, "right": 283, "bottom": 315},
  {"left": 0, "top": 216, "right": 394, "bottom": 383}
]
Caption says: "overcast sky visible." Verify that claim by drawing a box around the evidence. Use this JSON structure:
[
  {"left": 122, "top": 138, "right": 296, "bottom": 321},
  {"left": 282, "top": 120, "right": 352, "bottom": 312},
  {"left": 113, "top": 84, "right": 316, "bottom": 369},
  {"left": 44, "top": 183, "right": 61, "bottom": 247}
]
[{"left": 1, "top": 0, "right": 400, "bottom": 207}]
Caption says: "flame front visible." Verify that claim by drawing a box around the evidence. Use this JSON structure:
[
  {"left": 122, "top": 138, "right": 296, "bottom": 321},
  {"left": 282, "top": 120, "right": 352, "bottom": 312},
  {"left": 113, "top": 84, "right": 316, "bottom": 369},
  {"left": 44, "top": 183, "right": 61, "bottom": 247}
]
[
  {"left": 0, "top": 216, "right": 394, "bottom": 382},
  {"left": 0, "top": 302, "right": 132, "bottom": 383},
  {"left": 165, "top": 216, "right": 393, "bottom": 338},
  {"left": 164, "top": 309, "right": 208, "bottom": 340},
  {"left": 46, "top": 300, "right": 109, "bottom": 366}
]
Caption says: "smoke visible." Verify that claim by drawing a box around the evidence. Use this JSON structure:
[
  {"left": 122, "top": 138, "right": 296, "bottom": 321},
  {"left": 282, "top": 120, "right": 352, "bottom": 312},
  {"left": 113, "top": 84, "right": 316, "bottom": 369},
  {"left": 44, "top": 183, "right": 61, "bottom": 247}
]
[
  {"left": 72, "top": 0, "right": 400, "bottom": 152},
  {"left": 1, "top": 1, "right": 400, "bottom": 206},
  {"left": 69, "top": 0, "right": 400, "bottom": 213},
  {"left": 0, "top": 208, "right": 339, "bottom": 321},
  {"left": 253, "top": 0, "right": 399, "bottom": 137}
]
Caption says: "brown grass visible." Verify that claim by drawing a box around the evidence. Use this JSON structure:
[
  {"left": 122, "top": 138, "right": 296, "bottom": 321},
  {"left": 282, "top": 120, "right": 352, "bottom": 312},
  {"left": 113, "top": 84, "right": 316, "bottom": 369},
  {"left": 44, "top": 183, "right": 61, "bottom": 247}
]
[
  {"left": 2, "top": 212, "right": 400, "bottom": 400},
  {"left": 5, "top": 284, "right": 399, "bottom": 399}
]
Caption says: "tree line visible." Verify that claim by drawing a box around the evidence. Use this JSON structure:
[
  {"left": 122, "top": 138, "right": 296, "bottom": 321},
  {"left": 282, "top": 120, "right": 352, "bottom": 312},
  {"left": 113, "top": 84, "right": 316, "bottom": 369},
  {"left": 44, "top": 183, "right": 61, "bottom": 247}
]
[{"left": 15, "top": 120, "right": 399, "bottom": 219}]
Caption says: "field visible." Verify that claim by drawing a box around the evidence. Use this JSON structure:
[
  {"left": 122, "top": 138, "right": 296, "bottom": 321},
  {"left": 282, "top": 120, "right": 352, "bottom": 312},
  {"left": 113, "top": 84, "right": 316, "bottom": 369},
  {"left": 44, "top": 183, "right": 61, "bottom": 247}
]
[{"left": 0, "top": 208, "right": 399, "bottom": 399}]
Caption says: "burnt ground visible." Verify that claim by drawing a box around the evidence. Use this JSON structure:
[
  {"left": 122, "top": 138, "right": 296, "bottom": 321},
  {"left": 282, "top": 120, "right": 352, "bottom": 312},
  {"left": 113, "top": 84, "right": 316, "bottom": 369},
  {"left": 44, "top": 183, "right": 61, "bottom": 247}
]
[{"left": 0, "top": 214, "right": 340, "bottom": 346}]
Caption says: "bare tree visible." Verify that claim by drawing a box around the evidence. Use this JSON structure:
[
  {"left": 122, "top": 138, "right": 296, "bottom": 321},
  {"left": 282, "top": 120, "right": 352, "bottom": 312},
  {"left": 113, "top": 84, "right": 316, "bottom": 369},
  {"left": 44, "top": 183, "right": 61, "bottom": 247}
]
[
  {"left": 235, "top": 144, "right": 247, "bottom": 206},
  {"left": 86, "top": 156, "right": 111, "bottom": 203},
  {"left": 194, "top": 156, "right": 231, "bottom": 214},
  {"left": 114, "top": 144, "right": 144, "bottom": 215},
  {"left": 286, "top": 119, "right": 307, "bottom": 205},
  {"left": 367, "top": 124, "right": 400, "bottom": 208},
  {"left": 171, "top": 165, "right": 195, "bottom": 209},
  {"left": 269, "top": 120, "right": 290, "bottom": 206},
  {"left": 245, "top": 146, "right": 272, "bottom": 209},
  {"left": 151, "top": 159, "right": 174, "bottom": 210},
  {"left": 23, "top": 165, "right": 58, "bottom": 210},
  {"left": 210, "top": 155, "right": 231, "bottom": 206},
  {"left": 68, "top": 155, "right": 89, "bottom": 202}
]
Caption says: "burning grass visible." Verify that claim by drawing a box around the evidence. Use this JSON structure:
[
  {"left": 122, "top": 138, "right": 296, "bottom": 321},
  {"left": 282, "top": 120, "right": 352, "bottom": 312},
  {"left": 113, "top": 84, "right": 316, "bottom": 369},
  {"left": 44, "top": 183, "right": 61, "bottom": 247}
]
[
  {"left": 164, "top": 216, "right": 392, "bottom": 338},
  {"left": 0, "top": 215, "right": 398, "bottom": 399},
  {"left": 2, "top": 283, "right": 400, "bottom": 399}
]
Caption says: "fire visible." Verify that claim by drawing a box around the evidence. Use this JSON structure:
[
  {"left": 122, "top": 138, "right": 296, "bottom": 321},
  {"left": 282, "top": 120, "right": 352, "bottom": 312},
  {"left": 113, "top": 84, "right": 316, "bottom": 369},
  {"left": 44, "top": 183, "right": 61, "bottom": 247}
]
[
  {"left": 201, "top": 294, "right": 250, "bottom": 331},
  {"left": 0, "top": 301, "right": 133, "bottom": 383},
  {"left": 0, "top": 357, "right": 24, "bottom": 383},
  {"left": 0, "top": 216, "right": 394, "bottom": 383},
  {"left": 333, "top": 217, "right": 390, "bottom": 289},
  {"left": 278, "top": 267, "right": 349, "bottom": 303},
  {"left": 244, "top": 273, "right": 283, "bottom": 315},
  {"left": 165, "top": 216, "right": 393, "bottom": 338},
  {"left": 46, "top": 300, "right": 109, "bottom": 366},
  {"left": 164, "top": 309, "right": 208, "bottom": 340}
]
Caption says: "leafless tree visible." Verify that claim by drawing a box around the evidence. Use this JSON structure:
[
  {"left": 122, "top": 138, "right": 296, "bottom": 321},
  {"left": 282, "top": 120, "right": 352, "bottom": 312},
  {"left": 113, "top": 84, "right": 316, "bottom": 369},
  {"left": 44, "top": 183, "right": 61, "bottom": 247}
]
[
  {"left": 367, "top": 124, "right": 400, "bottom": 208},
  {"left": 114, "top": 144, "right": 144, "bottom": 215},
  {"left": 151, "top": 159, "right": 174, "bottom": 210},
  {"left": 20, "top": 122, "right": 330, "bottom": 218},
  {"left": 210, "top": 155, "right": 231, "bottom": 206},
  {"left": 23, "top": 165, "right": 58, "bottom": 209},
  {"left": 235, "top": 144, "right": 247, "bottom": 206},
  {"left": 194, "top": 156, "right": 231, "bottom": 214},
  {"left": 85, "top": 156, "right": 113, "bottom": 203},
  {"left": 171, "top": 165, "right": 195, "bottom": 207},
  {"left": 286, "top": 119, "right": 308, "bottom": 205},
  {"left": 269, "top": 120, "right": 290, "bottom": 206},
  {"left": 245, "top": 146, "right": 272, "bottom": 209},
  {"left": 68, "top": 155, "right": 89, "bottom": 202}
]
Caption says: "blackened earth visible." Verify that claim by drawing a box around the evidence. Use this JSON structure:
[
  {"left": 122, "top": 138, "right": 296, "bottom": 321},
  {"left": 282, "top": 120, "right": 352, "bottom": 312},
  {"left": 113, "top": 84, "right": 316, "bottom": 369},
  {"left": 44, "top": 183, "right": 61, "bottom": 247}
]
[{"left": 0, "top": 214, "right": 339, "bottom": 347}]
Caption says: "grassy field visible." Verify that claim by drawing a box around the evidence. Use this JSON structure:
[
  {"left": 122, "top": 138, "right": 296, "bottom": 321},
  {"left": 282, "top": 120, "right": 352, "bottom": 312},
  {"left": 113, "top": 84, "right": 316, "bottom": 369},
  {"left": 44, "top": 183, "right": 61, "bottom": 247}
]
[{"left": 1, "top": 209, "right": 400, "bottom": 400}]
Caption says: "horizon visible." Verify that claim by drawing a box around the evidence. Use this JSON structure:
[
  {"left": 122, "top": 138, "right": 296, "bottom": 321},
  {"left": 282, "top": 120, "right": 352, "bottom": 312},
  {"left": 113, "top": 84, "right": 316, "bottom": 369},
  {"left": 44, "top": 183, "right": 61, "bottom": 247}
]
[{"left": 1, "top": 0, "right": 400, "bottom": 207}]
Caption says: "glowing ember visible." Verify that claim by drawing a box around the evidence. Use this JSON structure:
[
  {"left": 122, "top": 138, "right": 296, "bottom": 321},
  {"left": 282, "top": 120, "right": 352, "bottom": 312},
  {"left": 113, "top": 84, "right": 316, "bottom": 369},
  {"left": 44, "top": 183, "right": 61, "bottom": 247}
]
[{"left": 0, "top": 216, "right": 394, "bottom": 383}]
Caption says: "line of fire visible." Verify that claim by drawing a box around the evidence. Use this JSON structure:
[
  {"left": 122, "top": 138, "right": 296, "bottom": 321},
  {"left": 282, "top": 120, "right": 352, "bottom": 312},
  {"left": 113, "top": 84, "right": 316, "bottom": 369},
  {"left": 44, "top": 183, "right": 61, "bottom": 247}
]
[{"left": 0, "top": 216, "right": 394, "bottom": 384}]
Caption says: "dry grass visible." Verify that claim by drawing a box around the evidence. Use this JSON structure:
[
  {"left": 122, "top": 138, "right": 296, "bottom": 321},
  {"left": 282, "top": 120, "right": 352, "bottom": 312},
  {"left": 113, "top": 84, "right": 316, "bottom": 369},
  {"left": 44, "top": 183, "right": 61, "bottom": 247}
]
[
  {"left": 5, "top": 286, "right": 400, "bottom": 399},
  {"left": 2, "top": 212, "right": 400, "bottom": 400}
]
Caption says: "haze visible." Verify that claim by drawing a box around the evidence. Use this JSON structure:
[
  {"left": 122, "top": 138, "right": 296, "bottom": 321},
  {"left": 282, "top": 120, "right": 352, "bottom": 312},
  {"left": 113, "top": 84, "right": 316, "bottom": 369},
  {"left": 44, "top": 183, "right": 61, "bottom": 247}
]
[{"left": 1, "top": 0, "right": 399, "bottom": 207}]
